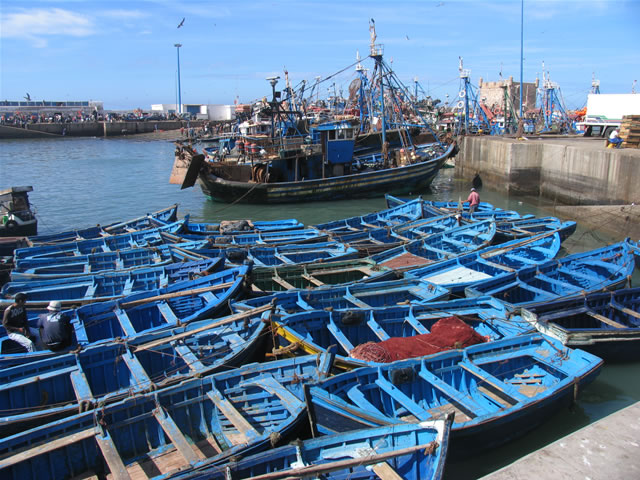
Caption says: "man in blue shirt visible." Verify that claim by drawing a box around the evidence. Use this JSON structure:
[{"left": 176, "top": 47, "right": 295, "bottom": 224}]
[{"left": 38, "top": 300, "right": 73, "bottom": 351}]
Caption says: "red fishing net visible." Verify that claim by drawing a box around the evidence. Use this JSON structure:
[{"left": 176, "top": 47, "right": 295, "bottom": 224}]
[{"left": 349, "top": 316, "right": 488, "bottom": 363}]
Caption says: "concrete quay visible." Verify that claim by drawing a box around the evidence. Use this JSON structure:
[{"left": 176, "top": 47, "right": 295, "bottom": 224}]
[
  {"left": 481, "top": 401, "right": 640, "bottom": 480},
  {"left": 0, "top": 120, "right": 202, "bottom": 139},
  {"left": 456, "top": 135, "right": 640, "bottom": 206}
]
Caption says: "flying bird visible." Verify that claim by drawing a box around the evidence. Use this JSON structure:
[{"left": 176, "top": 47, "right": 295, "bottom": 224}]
[
  {"left": 436, "top": 2, "right": 445, "bottom": 6},
  {"left": 24, "top": 93, "right": 31, "bottom": 101},
  {"left": 405, "top": 34, "right": 410, "bottom": 40},
  {"left": 177, "top": 17, "right": 185, "bottom": 28}
]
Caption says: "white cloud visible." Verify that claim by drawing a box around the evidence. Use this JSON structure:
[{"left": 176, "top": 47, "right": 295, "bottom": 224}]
[
  {"left": 1, "top": 8, "right": 94, "bottom": 47},
  {"left": 99, "top": 9, "right": 148, "bottom": 20}
]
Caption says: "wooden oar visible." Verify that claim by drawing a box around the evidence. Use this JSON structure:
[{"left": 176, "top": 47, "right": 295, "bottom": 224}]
[
  {"left": 168, "top": 244, "right": 213, "bottom": 260},
  {"left": 119, "top": 281, "right": 235, "bottom": 309},
  {"left": 133, "top": 303, "right": 274, "bottom": 351},
  {"left": 481, "top": 230, "right": 556, "bottom": 259},
  {"left": 244, "top": 441, "right": 438, "bottom": 480}
]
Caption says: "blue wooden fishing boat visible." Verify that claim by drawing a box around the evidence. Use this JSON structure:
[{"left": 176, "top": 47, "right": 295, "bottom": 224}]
[
  {"left": 390, "top": 214, "right": 462, "bottom": 241},
  {"left": 385, "top": 193, "right": 498, "bottom": 213},
  {"left": 10, "top": 240, "right": 213, "bottom": 281},
  {"left": 178, "top": 227, "right": 328, "bottom": 246},
  {"left": 271, "top": 296, "right": 531, "bottom": 370},
  {"left": 384, "top": 196, "right": 530, "bottom": 223},
  {"left": 306, "top": 334, "right": 603, "bottom": 458},
  {"left": 313, "top": 198, "right": 437, "bottom": 233},
  {"left": 0, "top": 265, "right": 251, "bottom": 354},
  {"left": 521, "top": 287, "right": 640, "bottom": 362},
  {"left": 170, "top": 420, "right": 452, "bottom": 480},
  {"left": 235, "top": 241, "right": 359, "bottom": 267},
  {"left": 404, "top": 232, "right": 562, "bottom": 293},
  {"left": 181, "top": 218, "right": 304, "bottom": 235},
  {"left": 370, "top": 220, "right": 496, "bottom": 270},
  {"left": 250, "top": 258, "right": 392, "bottom": 293},
  {"left": 0, "top": 352, "right": 334, "bottom": 479},
  {"left": 27, "top": 204, "right": 179, "bottom": 245},
  {"left": 231, "top": 277, "right": 449, "bottom": 315},
  {"left": 465, "top": 240, "right": 636, "bottom": 307},
  {"left": 327, "top": 214, "right": 460, "bottom": 256},
  {"left": 494, "top": 216, "right": 577, "bottom": 243},
  {"left": 14, "top": 219, "right": 187, "bottom": 260},
  {"left": 1, "top": 257, "right": 224, "bottom": 311},
  {"left": 0, "top": 304, "right": 274, "bottom": 436}
]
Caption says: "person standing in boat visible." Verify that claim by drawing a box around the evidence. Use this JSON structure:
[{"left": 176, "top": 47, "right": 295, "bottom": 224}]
[
  {"left": 382, "top": 140, "right": 390, "bottom": 167},
  {"left": 467, "top": 187, "right": 480, "bottom": 214},
  {"left": 2, "top": 292, "right": 41, "bottom": 352},
  {"left": 37, "top": 300, "right": 73, "bottom": 352}
]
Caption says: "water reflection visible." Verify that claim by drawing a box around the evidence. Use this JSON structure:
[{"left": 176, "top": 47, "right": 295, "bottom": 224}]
[{"left": 1, "top": 136, "right": 638, "bottom": 479}]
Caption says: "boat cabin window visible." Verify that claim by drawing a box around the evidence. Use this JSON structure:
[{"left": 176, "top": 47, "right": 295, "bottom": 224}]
[{"left": 327, "top": 128, "right": 354, "bottom": 141}]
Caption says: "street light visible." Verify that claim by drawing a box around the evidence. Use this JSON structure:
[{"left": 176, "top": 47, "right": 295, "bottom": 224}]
[
  {"left": 174, "top": 43, "right": 182, "bottom": 115},
  {"left": 266, "top": 76, "right": 279, "bottom": 140}
]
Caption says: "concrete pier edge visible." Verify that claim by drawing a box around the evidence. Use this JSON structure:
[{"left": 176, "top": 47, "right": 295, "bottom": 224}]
[
  {"left": 480, "top": 401, "right": 640, "bottom": 480},
  {"left": 456, "top": 136, "right": 640, "bottom": 206}
]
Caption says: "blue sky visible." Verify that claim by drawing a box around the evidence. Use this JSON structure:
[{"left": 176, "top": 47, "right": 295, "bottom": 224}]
[{"left": 1, "top": 1, "right": 638, "bottom": 111}]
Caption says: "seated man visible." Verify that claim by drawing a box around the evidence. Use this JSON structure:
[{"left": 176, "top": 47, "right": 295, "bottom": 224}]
[
  {"left": 2, "top": 292, "right": 40, "bottom": 352},
  {"left": 38, "top": 300, "right": 73, "bottom": 351},
  {"left": 608, "top": 128, "right": 623, "bottom": 147}
]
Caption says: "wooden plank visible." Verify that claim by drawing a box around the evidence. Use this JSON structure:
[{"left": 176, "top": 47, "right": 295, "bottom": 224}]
[
  {"left": 366, "top": 314, "right": 391, "bottom": 341},
  {"left": 173, "top": 344, "right": 206, "bottom": 373},
  {"left": 372, "top": 462, "right": 404, "bottom": 480},
  {"left": 271, "top": 276, "right": 296, "bottom": 290},
  {"left": 157, "top": 302, "right": 179, "bottom": 324},
  {"left": 119, "top": 282, "right": 234, "bottom": 309},
  {"left": 134, "top": 304, "right": 273, "bottom": 351},
  {"left": 327, "top": 318, "right": 355, "bottom": 352},
  {"left": 344, "top": 292, "right": 371, "bottom": 309},
  {"left": 301, "top": 273, "right": 324, "bottom": 287},
  {"left": 460, "top": 363, "right": 525, "bottom": 403},
  {"left": 587, "top": 311, "right": 627, "bottom": 329},
  {"left": 114, "top": 309, "right": 138, "bottom": 337},
  {"left": 610, "top": 302, "right": 640, "bottom": 320},
  {"left": 153, "top": 407, "right": 204, "bottom": 465},
  {"left": 374, "top": 375, "right": 430, "bottom": 420},
  {"left": 240, "top": 375, "right": 304, "bottom": 415},
  {"left": 120, "top": 351, "right": 153, "bottom": 388},
  {"left": 70, "top": 369, "right": 94, "bottom": 406},
  {"left": 417, "top": 369, "right": 483, "bottom": 418},
  {"left": 94, "top": 430, "right": 131, "bottom": 480},
  {"left": 206, "top": 390, "right": 258, "bottom": 444},
  {"left": 0, "top": 427, "right": 96, "bottom": 468}
]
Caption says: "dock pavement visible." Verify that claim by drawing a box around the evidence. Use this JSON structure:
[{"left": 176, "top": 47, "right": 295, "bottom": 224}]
[{"left": 480, "top": 401, "right": 640, "bottom": 480}]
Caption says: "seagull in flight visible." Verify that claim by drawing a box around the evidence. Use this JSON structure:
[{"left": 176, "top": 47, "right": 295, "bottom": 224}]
[
  {"left": 177, "top": 17, "right": 185, "bottom": 28},
  {"left": 406, "top": 34, "right": 410, "bottom": 40},
  {"left": 24, "top": 93, "right": 31, "bottom": 101}
]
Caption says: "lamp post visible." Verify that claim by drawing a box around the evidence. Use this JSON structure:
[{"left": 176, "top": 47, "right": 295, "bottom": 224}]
[
  {"left": 174, "top": 43, "right": 182, "bottom": 115},
  {"left": 266, "top": 76, "right": 280, "bottom": 140}
]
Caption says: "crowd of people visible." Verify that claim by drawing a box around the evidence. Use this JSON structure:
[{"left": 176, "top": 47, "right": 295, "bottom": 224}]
[{"left": 0, "top": 111, "right": 189, "bottom": 128}]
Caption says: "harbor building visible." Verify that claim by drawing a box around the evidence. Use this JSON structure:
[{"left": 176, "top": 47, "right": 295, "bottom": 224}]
[
  {"left": 477, "top": 76, "right": 538, "bottom": 112},
  {"left": 0, "top": 100, "right": 104, "bottom": 117},
  {"left": 151, "top": 103, "right": 235, "bottom": 121}
]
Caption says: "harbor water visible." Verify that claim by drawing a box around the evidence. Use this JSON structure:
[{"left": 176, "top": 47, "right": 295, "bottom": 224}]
[{"left": 1, "top": 135, "right": 639, "bottom": 478}]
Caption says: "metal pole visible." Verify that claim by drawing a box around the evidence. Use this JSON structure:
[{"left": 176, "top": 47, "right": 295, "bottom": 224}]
[
  {"left": 519, "top": 0, "right": 524, "bottom": 120},
  {"left": 175, "top": 44, "right": 182, "bottom": 114}
]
